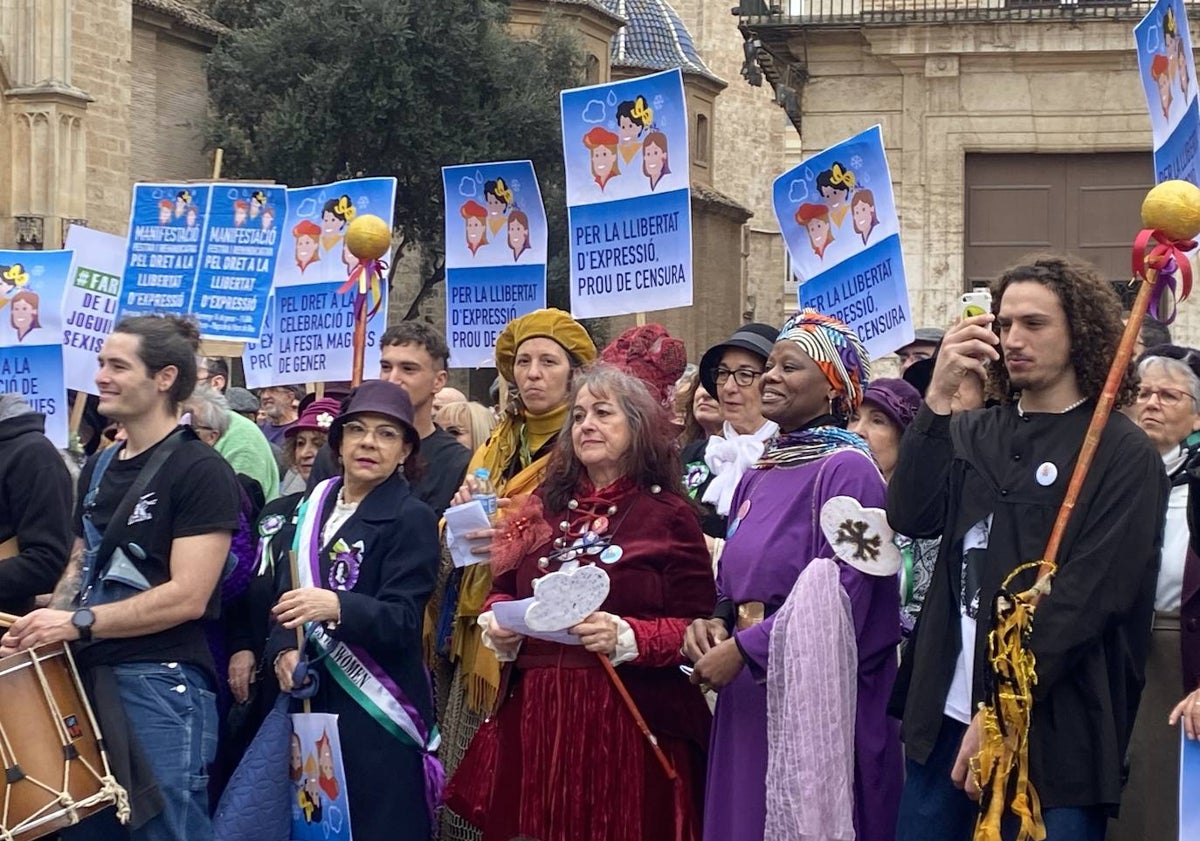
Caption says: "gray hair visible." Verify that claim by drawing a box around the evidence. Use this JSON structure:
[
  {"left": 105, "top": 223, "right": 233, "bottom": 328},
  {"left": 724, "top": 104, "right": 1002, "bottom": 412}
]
[
  {"left": 1137, "top": 355, "right": 1200, "bottom": 407},
  {"left": 186, "top": 385, "right": 231, "bottom": 436}
]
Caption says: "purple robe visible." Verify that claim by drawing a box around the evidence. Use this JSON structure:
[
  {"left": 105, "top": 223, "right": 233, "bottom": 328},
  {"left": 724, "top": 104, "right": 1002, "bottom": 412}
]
[{"left": 705, "top": 448, "right": 903, "bottom": 841}]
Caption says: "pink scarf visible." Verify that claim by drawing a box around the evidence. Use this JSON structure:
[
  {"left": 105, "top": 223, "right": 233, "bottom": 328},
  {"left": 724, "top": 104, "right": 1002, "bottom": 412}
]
[{"left": 766, "top": 556, "right": 857, "bottom": 841}]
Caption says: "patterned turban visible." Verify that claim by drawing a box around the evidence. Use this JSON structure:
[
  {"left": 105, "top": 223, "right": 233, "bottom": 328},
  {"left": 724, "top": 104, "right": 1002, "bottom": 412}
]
[{"left": 777, "top": 309, "right": 871, "bottom": 411}]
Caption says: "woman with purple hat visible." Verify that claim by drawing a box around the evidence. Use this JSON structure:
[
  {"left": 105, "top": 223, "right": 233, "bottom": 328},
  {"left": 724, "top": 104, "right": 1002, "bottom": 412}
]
[
  {"left": 279, "top": 398, "right": 343, "bottom": 495},
  {"left": 849, "top": 379, "right": 938, "bottom": 634},
  {"left": 266, "top": 380, "right": 441, "bottom": 841}
]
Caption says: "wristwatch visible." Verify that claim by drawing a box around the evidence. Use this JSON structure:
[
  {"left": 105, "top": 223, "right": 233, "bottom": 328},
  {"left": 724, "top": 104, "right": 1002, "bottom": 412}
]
[{"left": 71, "top": 608, "right": 95, "bottom": 642}]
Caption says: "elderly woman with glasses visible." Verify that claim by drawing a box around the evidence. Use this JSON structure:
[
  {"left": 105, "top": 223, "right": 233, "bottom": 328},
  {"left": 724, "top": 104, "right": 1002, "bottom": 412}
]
[
  {"left": 682, "top": 324, "right": 779, "bottom": 539},
  {"left": 267, "top": 380, "right": 441, "bottom": 841},
  {"left": 1110, "top": 345, "right": 1200, "bottom": 841}
]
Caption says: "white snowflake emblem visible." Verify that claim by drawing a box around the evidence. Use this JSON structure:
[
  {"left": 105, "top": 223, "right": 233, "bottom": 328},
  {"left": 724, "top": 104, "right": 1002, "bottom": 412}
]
[
  {"left": 316, "top": 412, "right": 335, "bottom": 430},
  {"left": 849, "top": 155, "right": 864, "bottom": 169}
]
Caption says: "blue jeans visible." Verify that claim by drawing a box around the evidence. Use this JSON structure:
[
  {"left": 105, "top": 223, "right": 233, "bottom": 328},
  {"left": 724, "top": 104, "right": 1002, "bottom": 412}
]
[{"left": 896, "top": 716, "right": 1106, "bottom": 841}]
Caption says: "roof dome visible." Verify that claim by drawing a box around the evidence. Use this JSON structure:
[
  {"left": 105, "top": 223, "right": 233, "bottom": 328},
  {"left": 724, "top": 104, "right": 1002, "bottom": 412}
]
[{"left": 602, "top": 0, "right": 723, "bottom": 83}]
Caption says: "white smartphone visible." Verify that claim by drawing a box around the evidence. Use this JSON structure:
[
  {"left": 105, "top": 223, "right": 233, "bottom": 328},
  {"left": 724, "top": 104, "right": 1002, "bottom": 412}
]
[{"left": 960, "top": 290, "right": 992, "bottom": 319}]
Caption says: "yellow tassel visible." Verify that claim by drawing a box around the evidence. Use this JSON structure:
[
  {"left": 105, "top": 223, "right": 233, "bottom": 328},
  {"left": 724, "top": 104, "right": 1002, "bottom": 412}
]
[{"left": 973, "top": 560, "right": 1050, "bottom": 841}]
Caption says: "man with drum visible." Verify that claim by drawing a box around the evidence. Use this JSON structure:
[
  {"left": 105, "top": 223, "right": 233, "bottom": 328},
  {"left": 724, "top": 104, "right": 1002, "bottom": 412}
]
[{"left": 2, "top": 314, "right": 240, "bottom": 841}]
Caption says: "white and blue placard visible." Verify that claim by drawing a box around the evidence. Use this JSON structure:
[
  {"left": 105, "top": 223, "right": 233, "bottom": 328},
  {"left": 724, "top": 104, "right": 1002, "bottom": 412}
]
[
  {"left": 63, "top": 226, "right": 125, "bottom": 396},
  {"left": 118, "top": 183, "right": 210, "bottom": 322},
  {"left": 773, "top": 125, "right": 913, "bottom": 360},
  {"left": 561, "top": 68, "right": 693, "bottom": 319},
  {"left": 0, "top": 250, "right": 71, "bottom": 446},
  {"left": 244, "top": 177, "right": 395, "bottom": 387},
  {"left": 442, "top": 160, "right": 547, "bottom": 367},
  {"left": 193, "top": 184, "right": 287, "bottom": 341},
  {"left": 1135, "top": 0, "right": 1200, "bottom": 185}
]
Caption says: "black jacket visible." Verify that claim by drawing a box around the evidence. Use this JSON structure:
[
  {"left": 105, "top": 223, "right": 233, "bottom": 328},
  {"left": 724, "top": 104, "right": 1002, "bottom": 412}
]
[
  {"left": 0, "top": 405, "right": 72, "bottom": 613},
  {"left": 267, "top": 473, "right": 439, "bottom": 840},
  {"left": 888, "top": 402, "right": 1167, "bottom": 813}
]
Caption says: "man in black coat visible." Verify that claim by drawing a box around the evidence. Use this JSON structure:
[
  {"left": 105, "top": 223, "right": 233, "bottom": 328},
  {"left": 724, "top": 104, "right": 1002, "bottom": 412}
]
[
  {"left": 888, "top": 256, "right": 1168, "bottom": 841},
  {"left": 0, "top": 393, "right": 72, "bottom": 614}
]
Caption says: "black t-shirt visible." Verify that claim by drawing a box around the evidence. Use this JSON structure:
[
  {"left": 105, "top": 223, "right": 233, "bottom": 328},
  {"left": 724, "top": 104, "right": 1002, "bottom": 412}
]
[
  {"left": 72, "top": 428, "right": 241, "bottom": 679},
  {"left": 415, "top": 427, "right": 471, "bottom": 518}
]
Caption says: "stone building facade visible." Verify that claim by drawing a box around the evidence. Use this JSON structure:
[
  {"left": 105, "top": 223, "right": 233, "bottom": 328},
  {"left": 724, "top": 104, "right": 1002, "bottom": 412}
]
[
  {"left": 0, "top": 0, "right": 218, "bottom": 251},
  {"left": 741, "top": 3, "right": 1198, "bottom": 344}
]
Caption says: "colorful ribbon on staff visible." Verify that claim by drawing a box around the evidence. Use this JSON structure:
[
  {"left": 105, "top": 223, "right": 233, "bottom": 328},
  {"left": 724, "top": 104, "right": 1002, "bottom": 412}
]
[
  {"left": 1132, "top": 227, "right": 1196, "bottom": 323},
  {"left": 337, "top": 258, "right": 385, "bottom": 322}
]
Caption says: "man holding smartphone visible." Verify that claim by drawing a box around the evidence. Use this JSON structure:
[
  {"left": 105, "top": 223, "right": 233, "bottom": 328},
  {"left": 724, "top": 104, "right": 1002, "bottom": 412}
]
[{"left": 888, "top": 256, "right": 1167, "bottom": 841}]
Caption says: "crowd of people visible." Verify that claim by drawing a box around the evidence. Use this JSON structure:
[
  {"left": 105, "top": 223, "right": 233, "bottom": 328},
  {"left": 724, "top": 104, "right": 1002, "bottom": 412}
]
[{"left": 0, "top": 252, "right": 1195, "bottom": 841}]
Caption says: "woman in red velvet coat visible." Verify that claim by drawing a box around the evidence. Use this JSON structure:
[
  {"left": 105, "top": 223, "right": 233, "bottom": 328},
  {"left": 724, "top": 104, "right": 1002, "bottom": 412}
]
[{"left": 446, "top": 363, "right": 716, "bottom": 841}]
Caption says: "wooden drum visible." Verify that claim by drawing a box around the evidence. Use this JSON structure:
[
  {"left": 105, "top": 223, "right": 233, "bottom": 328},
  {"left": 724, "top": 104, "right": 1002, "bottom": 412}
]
[{"left": 0, "top": 642, "right": 127, "bottom": 839}]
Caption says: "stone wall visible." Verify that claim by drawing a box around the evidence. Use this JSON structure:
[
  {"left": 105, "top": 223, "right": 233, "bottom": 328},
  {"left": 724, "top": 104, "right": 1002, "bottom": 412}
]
[
  {"left": 74, "top": 0, "right": 135, "bottom": 240},
  {"left": 781, "top": 20, "right": 1200, "bottom": 344}
]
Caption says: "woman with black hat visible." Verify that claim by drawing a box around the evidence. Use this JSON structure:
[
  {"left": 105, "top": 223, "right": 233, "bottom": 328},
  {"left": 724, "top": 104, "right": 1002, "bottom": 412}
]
[
  {"left": 682, "top": 323, "right": 779, "bottom": 539},
  {"left": 267, "top": 380, "right": 441, "bottom": 841}
]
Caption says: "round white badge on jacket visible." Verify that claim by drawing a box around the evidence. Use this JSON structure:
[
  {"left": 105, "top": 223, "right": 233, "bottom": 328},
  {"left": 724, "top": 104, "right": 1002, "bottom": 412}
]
[{"left": 1036, "top": 462, "right": 1058, "bottom": 486}]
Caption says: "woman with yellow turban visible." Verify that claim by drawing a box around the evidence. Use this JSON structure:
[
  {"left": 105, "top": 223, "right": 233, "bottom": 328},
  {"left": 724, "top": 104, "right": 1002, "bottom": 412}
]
[{"left": 437, "top": 308, "right": 596, "bottom": 841}]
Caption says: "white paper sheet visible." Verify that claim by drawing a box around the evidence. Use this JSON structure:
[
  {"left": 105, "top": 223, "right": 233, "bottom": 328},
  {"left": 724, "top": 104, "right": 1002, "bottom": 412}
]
[
  {"left": 443, "top": 500, "right": 492, "bottom": 568},
  {"left": 492, "top": 598, "right": 582, "bottom": 646}
]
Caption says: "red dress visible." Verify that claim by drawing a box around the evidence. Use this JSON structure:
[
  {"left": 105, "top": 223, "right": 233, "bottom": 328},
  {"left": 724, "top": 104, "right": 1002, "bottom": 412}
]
[{"left": 448, "top": 480, "right": 715, "bottom": 841}]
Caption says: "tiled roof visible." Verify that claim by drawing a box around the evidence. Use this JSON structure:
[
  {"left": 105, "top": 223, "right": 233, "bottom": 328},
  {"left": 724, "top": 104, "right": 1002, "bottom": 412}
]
[
  {"left": 132, "top": 0, "right": 228, "bottom": 37},
  {"left": 603, "top": 0, "right": 724, "bottom": 83},
  {"left": 548, "top": 0, "right": 627, "bottom": 27}
]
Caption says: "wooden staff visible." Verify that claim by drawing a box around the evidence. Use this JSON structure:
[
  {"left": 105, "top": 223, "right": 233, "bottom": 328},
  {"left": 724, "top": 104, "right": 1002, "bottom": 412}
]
[
  {"left": 595, "top": 652, "right": 676, "bottom": 780},
  {"left": 0, "top": 611, "right": 20, "bottom": 629},
  {"left": 68, "top": 392, "right": 88, "bottom": 439},
  {"left": 287, "top": 550, "right": 312, "bottom": 714},
  {"left": 1032, "top": 268, "right": 1157, "bottom": 588},
  {"left": 350, "top": 298, "right": 367, "bottom": 387}
]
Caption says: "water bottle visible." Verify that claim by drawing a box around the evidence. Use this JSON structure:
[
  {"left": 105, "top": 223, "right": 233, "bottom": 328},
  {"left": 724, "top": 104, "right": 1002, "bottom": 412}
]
[{"left": 473, "top": 467, "right": 498, "bottom": 521}]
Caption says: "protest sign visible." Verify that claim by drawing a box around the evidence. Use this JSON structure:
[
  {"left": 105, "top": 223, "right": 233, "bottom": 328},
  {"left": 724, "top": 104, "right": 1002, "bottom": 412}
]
[
  {"left": 289, "top": 713, "right": 353, "bottom": 841},
  {"left": 193, "top": 184, "right": 287, "bottom": 341},
  {"left": 0, "top": 250, "right": 71, "bottom": 446},
  {"left": 1136, "top": 0, "right": 1200, "bottom": 185},
  {"left": 63, "top": 226, "right": 125, "bottom": 396},
  {"left": 442, "top": 160, "right": 547, "bottom": 367},
  {"left": 773, "top": 125, "right": 913, "bottom": 360},
  {"left": 1183, "top": 726, "right": 1200, "bottom": 840},
  {"left": 245, "top": 177, "right": 395, "bottom": 387},
  {"left": 118, "top": 183, "right": 210, "bottom": 322},
  {"left": 561, "top": 68, "right": 693, "bottom": 319}
]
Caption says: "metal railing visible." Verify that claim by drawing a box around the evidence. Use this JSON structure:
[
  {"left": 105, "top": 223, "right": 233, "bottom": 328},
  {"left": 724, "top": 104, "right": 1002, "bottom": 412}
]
[{"left": 737, "top": 0, "right": 1173, "bottom": 27}]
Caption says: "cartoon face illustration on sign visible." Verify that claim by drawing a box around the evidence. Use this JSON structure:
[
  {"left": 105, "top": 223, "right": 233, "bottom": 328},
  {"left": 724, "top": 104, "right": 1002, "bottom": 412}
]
[
  {"left": 158, "top": 200, "right": 173, "bottom": 226},
  {"left": 616, "top": 95, "right": 652, "bottom": 164},
  {"left": 461, "top": 200, "right": 489, "bottom": 256},
  {"left": 817, "top": 163, "right": 856, "bottom": 229},
  {"left": 796, "top": 203, "right": 834, "bottom": 259},
  {"left": 321, "top": 195, "right": 355, "bottom": 252},
  {"left": 250, "top": 190, "right": 266, "bottom": 219},
  {"left": 584, "top": 126, "right": 621, "bottom": 191},
  {"left": 290, "top": 733, "right": 303, "bottom": 783},
  {"left": 233, "top": 200, "right": 249, "bottom": 227},
  {"left": 11, "top": 291, "right": 39, "bottom": 341},
  {"left": 174, "top": 190, "right": 191, "bottom": 220},
  {"left": 293, "top": 220, "right": 322, "bottom": 273},
  {"left": 508, "top": 210, "right": 531, "bottom": 262},
  {"left": 484, "top": 178, "right": 512, "bottom": 237},
  {"left": 185, "top": 205, "right": 199, "bottom": 228},
  {"left": 642, "top": 131, "right": 671, "bottom": 191},
  {"left": 851, "top": 189, "right": 879, "bottom": 246},
  {"left": 262, "top": 206, "right": 275, "bottom": 231},
  {"left": 316, "top": 731, "right": 340, "bottom": 799},
  {"left": 1152, "top": 52, "right": 1173, "bottom": 119}
]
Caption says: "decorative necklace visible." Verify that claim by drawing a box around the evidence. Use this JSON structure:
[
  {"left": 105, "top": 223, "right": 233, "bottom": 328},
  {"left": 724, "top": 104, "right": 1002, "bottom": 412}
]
[
  {"left": 1016, "top": 396, "right": 1087, "bottom": 418},
  {"left": 536, "top": 484, "right": 660, "bottom": 570}
]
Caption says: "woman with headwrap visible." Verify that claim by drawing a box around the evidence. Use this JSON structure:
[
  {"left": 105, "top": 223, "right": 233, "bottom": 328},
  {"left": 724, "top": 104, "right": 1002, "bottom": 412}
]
[
  {"left": 683, "top": 310, "right": 903, "bottom": 841},
  {"left": 436, "top": 308, "right": 596, "bottom": 841}
]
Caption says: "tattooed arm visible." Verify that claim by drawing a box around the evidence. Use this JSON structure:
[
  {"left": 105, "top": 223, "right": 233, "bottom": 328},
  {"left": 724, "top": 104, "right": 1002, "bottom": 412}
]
[{"left": 49, "top": 539, "right": 83, "bottom": 610}]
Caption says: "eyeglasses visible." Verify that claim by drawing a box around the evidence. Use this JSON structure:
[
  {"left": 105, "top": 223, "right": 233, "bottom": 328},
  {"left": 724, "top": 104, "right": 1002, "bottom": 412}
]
[
  {"left": 714, "top": 367, "right": 763, "bottom": 387},
  {"left": 342, "top": 420, "right": 405, "bottom": 445},
  {"left": 1135, "top": 386, "right": 1194, "bottom": 407}
]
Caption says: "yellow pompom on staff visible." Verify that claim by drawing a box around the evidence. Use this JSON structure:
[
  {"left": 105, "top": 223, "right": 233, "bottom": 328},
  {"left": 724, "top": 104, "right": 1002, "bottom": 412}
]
[
  {"left": 338, "top": 214, "right": 391, "bottom": 385},
  {"left": 972, "top": 179, "right": 1200, "bottom": 841}
]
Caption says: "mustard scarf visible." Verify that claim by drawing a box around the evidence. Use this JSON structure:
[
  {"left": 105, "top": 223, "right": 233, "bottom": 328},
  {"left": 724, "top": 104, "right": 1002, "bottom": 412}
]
[{"left": 450, "top": 403, "right": 567, "bottom": 713}]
